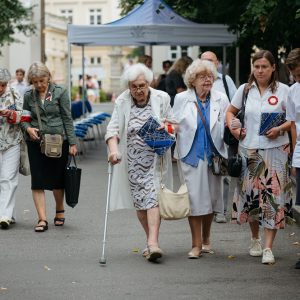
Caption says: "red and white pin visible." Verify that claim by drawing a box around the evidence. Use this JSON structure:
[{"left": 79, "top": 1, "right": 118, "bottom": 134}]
[{"left": 267, "top": 96, "right": 278, "bottom": 105}]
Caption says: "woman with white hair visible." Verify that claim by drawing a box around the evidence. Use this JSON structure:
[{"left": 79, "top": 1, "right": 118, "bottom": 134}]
[
  {"left": 173, "top": 59, "right": 229, "bottom": 258},
  {"left": 0, "top": 68, "right": 28, "bottom": 229},
  {"left": 106, "top": 63, "right": 176, "bottom": 262}
]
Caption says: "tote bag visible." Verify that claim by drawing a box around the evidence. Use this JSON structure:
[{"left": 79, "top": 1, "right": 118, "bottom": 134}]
[{"left": 65, "top": 155, "right": 81, "bottom": 208}]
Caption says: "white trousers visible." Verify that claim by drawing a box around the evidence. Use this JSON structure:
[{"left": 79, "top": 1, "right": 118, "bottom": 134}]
[{"left": 0, "top": 144, "right": 20, "bottom": 220}]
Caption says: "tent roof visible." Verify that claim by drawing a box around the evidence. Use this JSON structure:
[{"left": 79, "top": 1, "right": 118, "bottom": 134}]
[
  {"left": 68, "top": 0, "right": 236, "bottom": 46},
  {"left": 108, "top": 0, "right": 200, "bottom": 26}
]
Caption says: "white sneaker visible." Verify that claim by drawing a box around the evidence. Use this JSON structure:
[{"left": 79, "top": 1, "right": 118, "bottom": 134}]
[
  {"left": 215, "top": 213, "right": 227, "bottom": 223},
  {"left": 262, "top": 248, "right": 275, "bottom": 264},
  {"left": 249, "top": 238, "right": 263, "bottom": 256}
]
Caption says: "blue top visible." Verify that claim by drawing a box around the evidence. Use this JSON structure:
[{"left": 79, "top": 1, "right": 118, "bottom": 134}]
[{"left": 182, "top": 94, "right": 214, "bottom": 167}]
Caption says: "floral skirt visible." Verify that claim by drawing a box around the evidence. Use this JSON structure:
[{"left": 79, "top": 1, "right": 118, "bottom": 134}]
[{"left": 231, "top": 144, "right": 293, "bottom": 229}]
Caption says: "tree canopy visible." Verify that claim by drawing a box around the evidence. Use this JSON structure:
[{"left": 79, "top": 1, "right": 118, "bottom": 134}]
[
  {"left": 0, "top": 0, "right": 36, "bottom": 49},
  {"left": 119, "top": 0, "right": 300, "bottom": 81}
]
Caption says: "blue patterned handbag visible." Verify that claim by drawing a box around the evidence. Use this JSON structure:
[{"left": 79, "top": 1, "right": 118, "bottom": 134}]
[{"left": 137, "top": 116, "right": 175, "bottom": 156}]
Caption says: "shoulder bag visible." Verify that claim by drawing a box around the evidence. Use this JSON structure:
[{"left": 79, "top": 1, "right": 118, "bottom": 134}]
[
  {"left": 158, "top": 158, "right": 190, "bottom": 220},
  {"left": 33, "top": 90, "right": 63, "bottom": 158},
  {"left": 227, "top": 87, "right": 248, "bottom": 177},
  {"left": 194, "top": 98, "right": 228, "bottom": 176}
]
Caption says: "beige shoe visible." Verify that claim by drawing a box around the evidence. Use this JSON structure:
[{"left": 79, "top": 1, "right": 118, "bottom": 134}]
[
  {"left": 249, "top": 238, "right": 263, "bottom": 257},
  {"left": 146, "top": 246, "right": 163, "bottom": 262},
  {"left": 202, "top": 244, "right": 214, "bottom": 254},
  {"left": 262, "top": 248, "right": 275, "bottom": 264},
  {"left": 188, "top": 247, "right": 202, "bottom": 259}
]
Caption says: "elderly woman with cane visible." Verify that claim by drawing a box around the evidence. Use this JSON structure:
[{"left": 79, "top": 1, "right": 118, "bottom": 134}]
[
  {"left": 105, "top": 63, "right": 176, "bottom": 262},
  {"left": 173, "top": 59, "right": 229, "bottom": 258}
]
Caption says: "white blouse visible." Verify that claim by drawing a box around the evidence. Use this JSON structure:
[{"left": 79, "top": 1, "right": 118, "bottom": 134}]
[{"left": 231, "top": 82, "right": 289, "bottom": 150}]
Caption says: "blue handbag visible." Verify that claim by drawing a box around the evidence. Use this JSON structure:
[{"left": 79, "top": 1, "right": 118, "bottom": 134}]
[{"left": 137, "top": 116, "right": 175, "bottom": 156}]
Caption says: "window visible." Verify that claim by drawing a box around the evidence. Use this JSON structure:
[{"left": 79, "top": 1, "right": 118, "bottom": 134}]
[
  {"left": 90, "top": 57, "right": 101, "bottom": 65},
  {"left": 169, "top": 46, "right": 190, "bottom": 61},
  {"left": 89, "top": 9, "right": 101, "bottom": 25},
  {"left": 60, "top": 9, "right": 73, "bottom": 24}
]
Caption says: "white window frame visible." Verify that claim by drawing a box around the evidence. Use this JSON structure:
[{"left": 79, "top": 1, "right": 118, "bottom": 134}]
[
  {"left": 89, "top": 8, "right": 102, "bottom": 25},
  {"left": 60, "top": 9, "right": 73, "bottom": 24}
]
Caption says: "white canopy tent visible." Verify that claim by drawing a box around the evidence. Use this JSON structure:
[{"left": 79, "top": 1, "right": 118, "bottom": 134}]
[{"left": 67, "top": 0, "right": 238, "bottom": 98}]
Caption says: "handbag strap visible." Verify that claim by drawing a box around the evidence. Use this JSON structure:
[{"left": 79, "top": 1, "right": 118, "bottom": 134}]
[
  {"left": 194, "top": 92, "right": 220, "bottom": 156},
  {"left": 237, "top": 86, "right": 249, "bottom": 141},
  {"left": 67, "top": 155, "right": 77, "bottom": 168},
  {"left": 33, "top": 89, "right": 44, "bottom": 134}
]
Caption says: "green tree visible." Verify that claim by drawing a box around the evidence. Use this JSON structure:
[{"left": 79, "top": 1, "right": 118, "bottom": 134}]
[
  {"left": 0, "top": 0, "right": 36, "bottom": 49},
  {"left": 119, "top": 0, "right": 300, "bottom": 82}
]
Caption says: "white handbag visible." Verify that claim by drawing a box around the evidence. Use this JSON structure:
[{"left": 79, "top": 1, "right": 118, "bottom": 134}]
[
  {"left": 158, "top": 157, "right": 190, "bottom": 220},
  {"left": 158, "top": 183, "right": 190, "bottom": 220}
]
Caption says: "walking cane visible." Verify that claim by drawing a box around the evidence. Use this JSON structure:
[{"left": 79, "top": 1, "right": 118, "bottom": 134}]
[{"left": 99, "top": 162, "right": 113, "bottom": 265}]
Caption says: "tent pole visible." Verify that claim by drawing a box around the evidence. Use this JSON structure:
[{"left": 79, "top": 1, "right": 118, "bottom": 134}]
[
  {"left": 82, "top": 45, "right": 86, "bottom": 117},
  {"left": 222, "top": 46, "right": 227, "bottom": 74},
  {"left": 235, "top": 46, "right": 240, "bottom": 87},
  {"left": 68, "top": 42, "right": 71, "bottom": 101}
]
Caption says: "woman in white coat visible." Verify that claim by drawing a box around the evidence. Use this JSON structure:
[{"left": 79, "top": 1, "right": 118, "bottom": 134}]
[
  {"left": 105, "top": 63, "right": 176, "bottom": 262},
  {"left": 173, "top": 59, "right": 229, "bottom": 258}
]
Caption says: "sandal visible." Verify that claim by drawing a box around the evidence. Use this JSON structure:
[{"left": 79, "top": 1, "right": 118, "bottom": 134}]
[
  {"left": 146, "top": 245, "right": 163, "bottom": 262},
  {"left": 35, "top": 220, "right": 48, "bottom": 232},
  {"left": 54, "top": 210, "right": 65, "bottom": 226}
]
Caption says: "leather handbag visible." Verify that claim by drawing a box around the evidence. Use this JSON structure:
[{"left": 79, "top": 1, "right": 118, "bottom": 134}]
[
  {"left": 227, "top": 87, "right": 248, "bottom": 177},
  {"left": 158, "top": 158, "right": 190, "bottom": 220},
  {"left": 158, "top": 183, "right": 190, "bottom": 220},
  {"left": 34, "top": 92, "right": 63, "bottom": 158},
  {"left": 194, "top": 98, "right": 228, "bottom": 176},
  {"left": 19, "top": 138, "right": 31, "bottom": 176},
  {"left": 40, "top": 134, "right": 63, "bottom": 158}
]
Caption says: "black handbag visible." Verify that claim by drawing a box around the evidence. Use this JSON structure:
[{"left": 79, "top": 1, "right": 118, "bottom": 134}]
[
  {"left": 65, "top": 155, "right": 82, "bottom": 208},
  {"left": 227, "top": 87, "right": 248, "bottom": 177},
  {"left": 224, "top": 88, "right": 248, "bottom": 146}
]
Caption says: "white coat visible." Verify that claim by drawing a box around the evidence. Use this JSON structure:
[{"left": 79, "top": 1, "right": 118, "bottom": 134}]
[
  {"left": 105, "top": 87, "right": 175, "bottom": 211},
  {"left": 173, "top": 89, "right": 229, "bottom": 159}
]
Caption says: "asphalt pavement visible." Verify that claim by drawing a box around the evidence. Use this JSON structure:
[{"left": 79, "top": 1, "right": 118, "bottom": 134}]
[{"left": 1, "top": 102, "right": 300, "bottom": 300}]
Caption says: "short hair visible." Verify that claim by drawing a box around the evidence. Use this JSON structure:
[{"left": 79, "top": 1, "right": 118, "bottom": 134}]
[
  {"left": 162, "top": 60, "right": 172, "bottom": 67},
  {"left": 138, "top": 55, "right": 152, "bottom": 65},
  {"left": 247, "top": 50, "right": 277, "bottom": 93},
  {"left": 286, "top": 48, "right": 300, "bottom": 70},
  {"left": 16, "top": 68, "right": 25, "bottom": 75},
  {"left": 0, "top": 68, "right": 11, "bottom": 82},
  {"left": 27, "top": 62, "right": 51, "bottom": 84},
  {"left": 184, "top": 59, "right": 217, "bottom": 89},
  {"left": 121, "top": 63, "right": 153, "bottom": 88}
]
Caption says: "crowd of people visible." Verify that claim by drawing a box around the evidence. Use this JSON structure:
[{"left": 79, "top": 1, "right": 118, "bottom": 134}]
[{"left": 1, "top": 49, "right": 300, "bottom": 269}]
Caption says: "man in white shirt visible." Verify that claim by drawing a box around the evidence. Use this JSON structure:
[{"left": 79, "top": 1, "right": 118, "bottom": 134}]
[
  {"left": 201, "top": 51, "right": 237, "bottom": 223},
  {"left": 10, "top": 68, "right": 28, "bottom": 97},
  {"left": 285, "top": 48, "right": 300, "bottom": 270}
]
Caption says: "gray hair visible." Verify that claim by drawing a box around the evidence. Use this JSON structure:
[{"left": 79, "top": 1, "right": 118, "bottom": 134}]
[
  {"left": 27, "top": 62, "right": 51, "bottom": 84},
  {"left": 121, "top": 63, "right": 153, "bottom": 88},
  {"left": 0, "top": 68, "right": 11, "bottom": 82},
  {"left": 184, "top": 59, "right": 217, "bottom": 89}
]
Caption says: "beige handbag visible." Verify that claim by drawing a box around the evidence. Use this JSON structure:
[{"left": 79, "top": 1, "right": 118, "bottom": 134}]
[
  {"left": 34, "top": 93, "right": 63, "bottom": 158},
  {"left": 158, "top": 158, "right": 190, "bottom": 220},
  {"left": 19, "top": 138, "right": 31, "bottom": 176},
  {"left": 40, "top": 134, "right": 63, "bottom": 158}
]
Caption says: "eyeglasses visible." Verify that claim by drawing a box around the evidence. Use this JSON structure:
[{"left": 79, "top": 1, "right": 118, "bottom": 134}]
[
  {"left": 130, "top": 83, "right": 148, "bottom": 92},
  {"left": 197, "top": 74, "right": 214, "bottom": 81}
]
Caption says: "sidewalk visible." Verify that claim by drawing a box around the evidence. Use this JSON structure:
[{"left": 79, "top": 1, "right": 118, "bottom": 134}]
[{"left": 0, "top": 103, "right": 300, "bottom": 300}]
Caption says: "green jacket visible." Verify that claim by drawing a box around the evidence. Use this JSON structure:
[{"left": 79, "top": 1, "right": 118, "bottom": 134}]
[{"left": 21, "top": 83, "right": 76, "bottom": 145}]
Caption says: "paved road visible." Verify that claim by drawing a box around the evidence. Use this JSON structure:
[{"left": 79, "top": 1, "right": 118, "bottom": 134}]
[{"left": 1, "top": 103, "right": 300, "bottom": 300}]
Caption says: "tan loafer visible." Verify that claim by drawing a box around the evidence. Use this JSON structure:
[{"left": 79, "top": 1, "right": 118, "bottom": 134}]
[
  {"left": 188, "top": 247, "right": 202, "bottom": 259},
  {"left": 146, "top": 245, "right": 163, "bottom": 262}
]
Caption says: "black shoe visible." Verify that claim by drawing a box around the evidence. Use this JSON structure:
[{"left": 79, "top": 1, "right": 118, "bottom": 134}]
[{"left": 295, "top": 260, "right": 300, "bottom": 269}]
